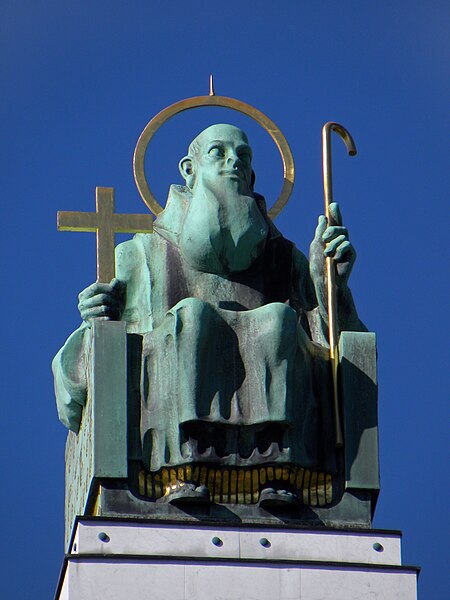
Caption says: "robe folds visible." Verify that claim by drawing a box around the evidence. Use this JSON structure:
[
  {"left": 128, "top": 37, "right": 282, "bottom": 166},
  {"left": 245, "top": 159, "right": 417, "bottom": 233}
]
[{"left": 53, "top": 186, "right": 363, "bottom": 474}]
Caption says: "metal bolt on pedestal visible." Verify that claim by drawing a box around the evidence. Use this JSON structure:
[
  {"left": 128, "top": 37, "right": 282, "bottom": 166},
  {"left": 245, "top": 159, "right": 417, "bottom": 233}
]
[
  {"left": 373, "top": 542, "right": 384, "bottom": 552},
  {"left": 211, "top": 536, "right": 223, "bottom": 547}
]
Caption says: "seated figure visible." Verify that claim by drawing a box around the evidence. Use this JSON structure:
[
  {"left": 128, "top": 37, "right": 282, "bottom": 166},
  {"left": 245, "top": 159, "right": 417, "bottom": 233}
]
[{"left": 53, "top": 124, "right": 366, "bottom": 503}]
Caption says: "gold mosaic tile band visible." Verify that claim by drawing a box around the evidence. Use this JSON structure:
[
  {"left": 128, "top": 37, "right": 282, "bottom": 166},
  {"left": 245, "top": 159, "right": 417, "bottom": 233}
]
[{"left": 138, "top": 464, "right": 333, "bottom": 506}]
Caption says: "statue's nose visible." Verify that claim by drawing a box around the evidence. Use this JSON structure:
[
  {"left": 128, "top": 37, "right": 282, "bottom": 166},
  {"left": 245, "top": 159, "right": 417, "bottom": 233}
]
[{"left": 226, "top": 153, "right": 240, "bottom": 167}]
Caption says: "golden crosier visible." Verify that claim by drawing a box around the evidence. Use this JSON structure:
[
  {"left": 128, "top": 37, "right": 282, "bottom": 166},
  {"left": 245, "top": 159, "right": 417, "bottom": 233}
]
[{"left": 322, "top": 122, "right": 357, "bottom": 448}]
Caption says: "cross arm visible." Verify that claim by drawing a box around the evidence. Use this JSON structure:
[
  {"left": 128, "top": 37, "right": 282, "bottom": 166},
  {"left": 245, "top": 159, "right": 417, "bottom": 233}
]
[{"left": 57, "top": 211, "right": 100, "bottom": 231}]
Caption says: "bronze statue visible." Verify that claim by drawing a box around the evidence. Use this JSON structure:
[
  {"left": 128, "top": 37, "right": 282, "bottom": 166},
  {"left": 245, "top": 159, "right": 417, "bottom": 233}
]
[{"left": 54, "top": 123, "right": 368, "bottom": 508}]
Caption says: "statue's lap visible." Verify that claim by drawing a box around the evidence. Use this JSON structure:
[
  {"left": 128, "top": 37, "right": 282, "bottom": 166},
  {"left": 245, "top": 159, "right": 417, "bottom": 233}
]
[{"left": 140, "top": 297, "right": 325, "bottom": 475}]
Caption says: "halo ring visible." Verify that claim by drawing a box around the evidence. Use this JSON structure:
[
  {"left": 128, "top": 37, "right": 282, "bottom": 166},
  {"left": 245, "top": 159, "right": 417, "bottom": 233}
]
[{"left": 133, "top": 95, "right": 295, "bottom": 220}]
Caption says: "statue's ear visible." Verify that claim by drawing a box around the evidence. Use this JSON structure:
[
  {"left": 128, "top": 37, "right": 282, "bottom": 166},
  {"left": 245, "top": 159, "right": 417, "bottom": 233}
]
[
  {"left": 251, "top": 169, "right": 256, "bottom": 190},
  {"left": 179, "top": 156, "right": 195, "bottom": 189}
]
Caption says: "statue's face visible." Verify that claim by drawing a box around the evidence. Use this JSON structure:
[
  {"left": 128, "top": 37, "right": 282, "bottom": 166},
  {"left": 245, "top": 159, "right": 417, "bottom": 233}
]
[
  {"left": 177, "top": 123, "right": 269, "bottom": 275},
  {"left": 181, "top": 124, "right": 253, "bottom": 195}
]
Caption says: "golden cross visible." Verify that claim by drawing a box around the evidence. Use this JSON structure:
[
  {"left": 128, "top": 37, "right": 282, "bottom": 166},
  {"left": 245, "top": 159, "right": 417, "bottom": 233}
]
[{"left": 57, "top": 186, "right": 153, "bottom": 282}]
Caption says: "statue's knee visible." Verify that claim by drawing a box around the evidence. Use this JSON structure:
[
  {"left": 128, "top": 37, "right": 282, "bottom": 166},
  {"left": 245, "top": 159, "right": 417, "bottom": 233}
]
[
  {"left": 254, "top": 303, "right": 298, "bottom": 358},
  {"left": 265, "top": 303, "right": 297, "bottom": 339},
  {"left": 170, "top": 298, "right": 215, "bottom": 334}
]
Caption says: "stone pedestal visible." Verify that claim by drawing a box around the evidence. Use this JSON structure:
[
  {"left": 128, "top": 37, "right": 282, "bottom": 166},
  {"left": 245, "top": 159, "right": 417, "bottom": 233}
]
[{"left": 56, "top": 518, "right": 418, "bottom": 599}]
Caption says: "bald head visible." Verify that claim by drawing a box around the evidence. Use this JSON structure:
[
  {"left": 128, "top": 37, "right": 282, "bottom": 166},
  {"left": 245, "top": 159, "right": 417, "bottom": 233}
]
[
  {"left": 179, "top": 124, "right": 254, "bottom": 193},
  {"left": 188, "top": 124, "right": 249, "bottom": 157}
]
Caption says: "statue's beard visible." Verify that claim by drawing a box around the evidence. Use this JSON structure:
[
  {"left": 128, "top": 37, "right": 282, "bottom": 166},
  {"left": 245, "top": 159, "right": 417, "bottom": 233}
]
[{"left": 179, "top": 181, "right": 269, "bottom": 275}]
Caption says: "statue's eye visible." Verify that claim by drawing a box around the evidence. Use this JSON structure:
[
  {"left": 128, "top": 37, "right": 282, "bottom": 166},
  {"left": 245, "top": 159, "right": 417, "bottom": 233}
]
[{"left": 208, "top": 146, "right": 224, "bottom": 157}]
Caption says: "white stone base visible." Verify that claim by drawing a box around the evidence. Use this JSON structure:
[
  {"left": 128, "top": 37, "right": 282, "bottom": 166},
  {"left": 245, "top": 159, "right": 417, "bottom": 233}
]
[{"left": 56, "top": 519, "right": 418, "bottom": 599}]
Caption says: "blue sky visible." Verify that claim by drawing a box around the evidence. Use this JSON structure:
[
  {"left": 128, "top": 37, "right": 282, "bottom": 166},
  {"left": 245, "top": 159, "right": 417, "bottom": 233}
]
[{"left": 1, "top": 1, "right": 448, "bottom": 597}]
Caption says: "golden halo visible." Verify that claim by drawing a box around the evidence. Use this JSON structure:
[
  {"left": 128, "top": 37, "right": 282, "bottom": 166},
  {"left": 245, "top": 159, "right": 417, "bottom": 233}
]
[{"left": 133, "top": 94, "right": 295, "bottom": 220}]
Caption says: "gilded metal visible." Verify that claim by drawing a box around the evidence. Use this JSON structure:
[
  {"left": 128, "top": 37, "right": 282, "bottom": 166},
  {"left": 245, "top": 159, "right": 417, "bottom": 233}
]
[
  {"left": 209, "top": 74, "right": 215, "bottom": 96},
  {"left": 137, "top": 464, "right": 333, "bottom": 505},
  {"left": 92, "top": 487, "right": 102, "bottom": 516},
  {"left": 302, "top": 469, "right": 311, "bottom": 504},
  {"left": 295, "top": 468, "right": 304, "bottom": 489},
  {"left": 317, "top": 472, "right": 326, "bottom": 506},
  {"left": 215, "top": 470, "right": 222, "bottom": 498},
  {"left": 310, "top": 470, "right": 318, "bottom": 506},
  {"left": 326, "top": 474, "right": 333, "bottom": 504},
  {"left": 259, "top": 467, "right": 266, "bottom": 485},
  {"left": 170, "top": 468, "right": 177, "bottom": 485},
  {"left": 162, "top": 468, "right": 169, "bottom": 491},
  {"left": 57, "top": 187, "right": 153, "bottom": 283},
  {"left": 222, "top": 469, "right": 229, "bottom": 495},
  {"left": 238, "top": 470, "right": 245, "bottom": 500},
  {"left": 133, "top": 94, "right": 295, "bottom": 220},
  {"left": 200, "top": 466, "right": 208, "bottom": 486},
  {"left": 230, "top": 469, "right": 237, "bottom": 499},
  {"left": 252, "top": 469, "right": 259, "bottom": 503},
  {"left": 138, "top": 471, "right": 145, "bottom": 495},
  {"left": 208, "top": 469, "right": 215, "bottom": 495},
  {"left": 322, "top": 122, "right": 357, "bottom": 448}
]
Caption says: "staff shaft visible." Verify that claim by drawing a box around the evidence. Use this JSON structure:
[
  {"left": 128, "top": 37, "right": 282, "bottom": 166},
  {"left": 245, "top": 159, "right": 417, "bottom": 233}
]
[{"left": 322, "top": 123, "right": 357, "bottom": 448}]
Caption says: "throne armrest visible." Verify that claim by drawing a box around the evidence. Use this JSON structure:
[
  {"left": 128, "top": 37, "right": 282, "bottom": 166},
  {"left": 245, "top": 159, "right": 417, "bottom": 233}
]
[
  {"left": 339, "top": 331, "right": 379, "bottom": 500},
  {"left": 64, "top": 320, "right": 128, "bottom": 549}
]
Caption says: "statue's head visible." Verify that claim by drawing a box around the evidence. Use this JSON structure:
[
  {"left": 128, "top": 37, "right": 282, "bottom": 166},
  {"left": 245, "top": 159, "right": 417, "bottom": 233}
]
[
  {"left": 175, "top": 123, "right": 268, "bottom": 274},
  {"left": 179, "top": 124, "right": 255, "bottom": 195}
]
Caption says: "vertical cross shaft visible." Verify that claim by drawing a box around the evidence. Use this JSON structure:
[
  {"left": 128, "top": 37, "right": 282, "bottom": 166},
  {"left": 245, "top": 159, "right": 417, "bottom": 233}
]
[
  {"left": 57, "top": 187, "right": 153, "bottom": 282},
  {"left": 95, "top": 187, "right": 115, "bottom": 283}
]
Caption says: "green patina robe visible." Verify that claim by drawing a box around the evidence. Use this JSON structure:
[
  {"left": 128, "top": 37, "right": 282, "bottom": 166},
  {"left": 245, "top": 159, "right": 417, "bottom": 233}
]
[{"left": 53, "top": 186, "right": 363, "bottom": 473}]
